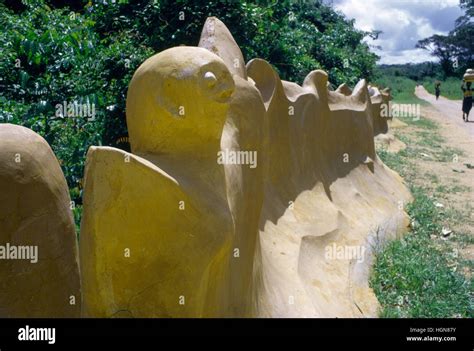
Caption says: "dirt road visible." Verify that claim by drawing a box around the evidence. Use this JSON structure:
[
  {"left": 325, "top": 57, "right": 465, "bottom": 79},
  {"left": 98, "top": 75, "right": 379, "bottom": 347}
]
[
  {"left": 415, "top": 85, "right": 474, "bottom": 138},
  {"left": 400, "top": 88, "right": 474, "bottom": 266}
]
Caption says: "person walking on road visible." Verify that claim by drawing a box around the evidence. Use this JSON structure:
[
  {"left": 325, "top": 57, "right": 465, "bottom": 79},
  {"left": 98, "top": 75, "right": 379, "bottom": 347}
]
[
  {"left": 435, "top": 81, "right": 441, "bottom": 100},
  {"left": 462, "top": 81, "right": 472, "bottom": 122}
]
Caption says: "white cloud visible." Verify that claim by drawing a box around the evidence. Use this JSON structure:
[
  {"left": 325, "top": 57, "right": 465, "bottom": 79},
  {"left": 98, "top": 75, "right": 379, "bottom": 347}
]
[
  {"left": 376, "top": 48, "right": 437, "bottom": 64},
  {"left": 331, "top": 0, "right": 463, "bottom": 64}
]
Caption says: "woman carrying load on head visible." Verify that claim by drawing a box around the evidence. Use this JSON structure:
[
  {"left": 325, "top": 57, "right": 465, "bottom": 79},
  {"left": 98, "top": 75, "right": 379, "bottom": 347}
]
[
  {"left": 462, "top": 69, "right": 473, "bottom": 122},
  {"left": 462, "top": 81, "right": 472, "bottom": 122}
]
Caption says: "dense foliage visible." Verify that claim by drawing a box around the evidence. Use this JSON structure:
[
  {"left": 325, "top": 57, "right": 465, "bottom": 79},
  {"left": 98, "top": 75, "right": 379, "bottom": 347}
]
[{"left": 0, "top": 0, "right": 378, "bottom": 216}]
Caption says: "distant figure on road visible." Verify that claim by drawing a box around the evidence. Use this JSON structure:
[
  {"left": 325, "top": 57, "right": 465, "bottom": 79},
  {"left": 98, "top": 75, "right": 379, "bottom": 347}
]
[
  {"left": 462, "top": 81, "right": 472, "bottom": 122},
  {"left": 435, "top": 81, "right": 441, "bottom": 100}
]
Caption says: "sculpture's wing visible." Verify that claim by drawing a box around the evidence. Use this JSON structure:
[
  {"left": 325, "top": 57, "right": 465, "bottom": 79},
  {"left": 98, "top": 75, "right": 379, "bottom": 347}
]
[{"left": 79, "top": 146, "right": 232, "bottom": 317}]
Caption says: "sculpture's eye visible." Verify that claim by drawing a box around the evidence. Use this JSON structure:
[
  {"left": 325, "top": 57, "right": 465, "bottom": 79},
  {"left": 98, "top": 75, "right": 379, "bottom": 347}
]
[
  {"left": 203, "top": 71, "right": 217, "bottom": 88},
  {"left": 198, "top": 64, "right": 234, "bottom": 103}
]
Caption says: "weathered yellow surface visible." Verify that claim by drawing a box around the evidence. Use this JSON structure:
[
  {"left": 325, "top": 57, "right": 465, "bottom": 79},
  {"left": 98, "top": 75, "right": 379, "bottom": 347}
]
[
  {"left": 0, "top": 124, "right": 81, "bottom": 317},
  {"left": 81, "top": 43, "right": 264, "bottom": 317},
  {"left": 247, "top": 61, "right": 411, "bottom": 317},
  {"left": 80, "top": 17, "right": 411, "bottom": 317},
  {"left": 369, "top": 86, "right": 407, "bottom": 153}
]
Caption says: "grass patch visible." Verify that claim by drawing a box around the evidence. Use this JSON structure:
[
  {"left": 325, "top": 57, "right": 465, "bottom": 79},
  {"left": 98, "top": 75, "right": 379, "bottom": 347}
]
[
  {"left": 372, "top": 121, "right": 473, "bottom": 318},
  {"left": 454, "top": 232, "right": 474, "bottom": 247},
  {"left": 376, "top": 149, "right": 407, "bottom": 175},
  {"left": 393, "top": 115, "right": 464, "bottom": 163},
  {"left": 374, "top": 75, "right": 428, "bottom": 105},
  {"left": 405, "top": 117, "right": 437, "bottom": 129},
  {"left": 435, "top": 184, "right": 471, "bottom": 195},
  {"left": 371, "top": 186, "right": 473, "bottom": 318}
]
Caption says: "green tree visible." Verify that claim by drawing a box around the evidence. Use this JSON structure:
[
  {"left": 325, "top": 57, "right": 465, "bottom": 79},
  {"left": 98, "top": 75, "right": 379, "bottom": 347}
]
[{"left": 417, "top": 0, "right": 473, "bottom": 77}]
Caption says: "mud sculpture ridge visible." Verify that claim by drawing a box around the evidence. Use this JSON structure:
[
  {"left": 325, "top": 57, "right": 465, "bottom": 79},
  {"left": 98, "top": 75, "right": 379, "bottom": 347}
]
[{"left": 79, "top": 17, "right": 412, "bottom": 318}]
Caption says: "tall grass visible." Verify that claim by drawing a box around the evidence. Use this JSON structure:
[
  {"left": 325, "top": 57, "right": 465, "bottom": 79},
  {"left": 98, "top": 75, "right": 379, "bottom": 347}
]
[
  {"left": 373, "top": 74, "right": 427, "bottom": 104},
  {"left": 421, "top": 76, "right": 465, "bottom": 100}
]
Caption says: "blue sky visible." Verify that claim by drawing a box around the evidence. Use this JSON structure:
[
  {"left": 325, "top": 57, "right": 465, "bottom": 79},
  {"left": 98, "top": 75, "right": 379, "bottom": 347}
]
[{"left": 329, "top": 0, "right": 464, "bottom": 64}]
